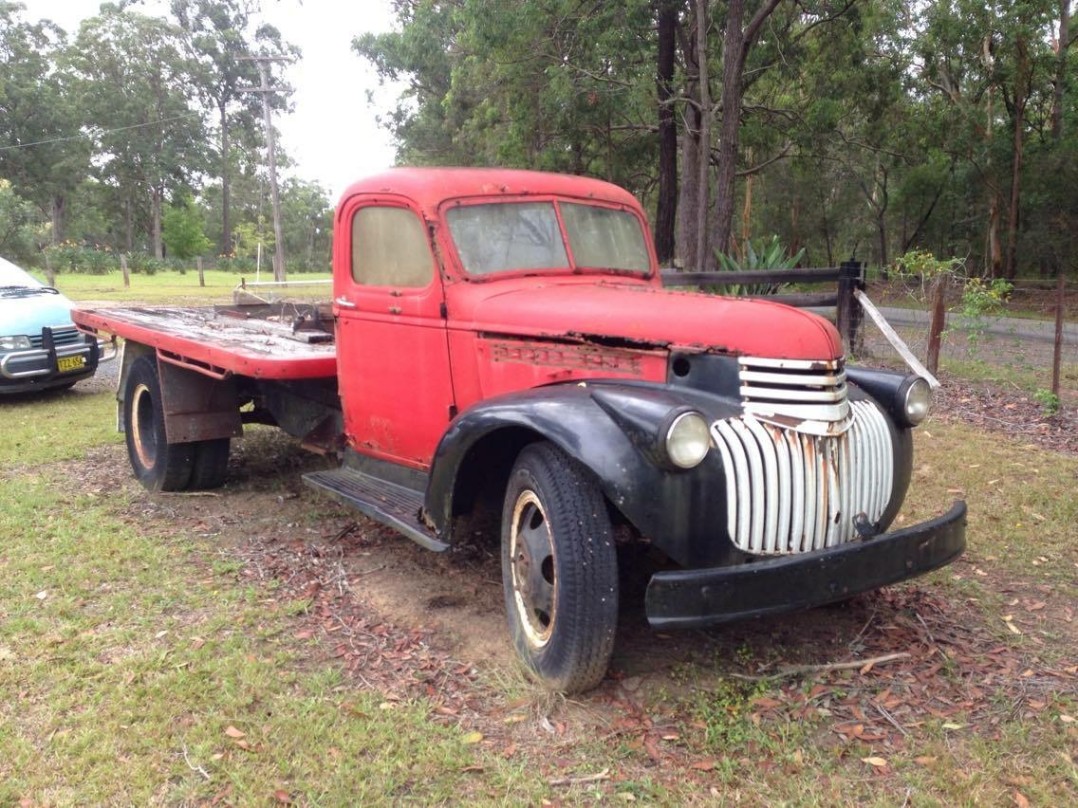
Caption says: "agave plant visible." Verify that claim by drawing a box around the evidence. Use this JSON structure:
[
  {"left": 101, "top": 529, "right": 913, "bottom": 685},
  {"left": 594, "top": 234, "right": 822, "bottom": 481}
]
[{"left": 713, "top": 236, "right": 805, "bottom": 296}]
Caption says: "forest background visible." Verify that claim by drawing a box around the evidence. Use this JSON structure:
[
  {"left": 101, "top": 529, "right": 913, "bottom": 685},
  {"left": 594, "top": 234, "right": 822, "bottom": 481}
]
[{"left": 2, "top": 0, "right": 1077, "bottom": 283}]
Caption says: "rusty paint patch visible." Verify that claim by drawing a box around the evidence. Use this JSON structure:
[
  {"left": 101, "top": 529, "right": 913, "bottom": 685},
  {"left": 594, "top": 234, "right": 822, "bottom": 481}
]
[{"left": 564, "top": 331, "right": 671, "bottom": 351}]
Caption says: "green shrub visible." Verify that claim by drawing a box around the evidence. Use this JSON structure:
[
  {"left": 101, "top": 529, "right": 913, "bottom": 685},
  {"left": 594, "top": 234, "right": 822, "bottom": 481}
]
[{"left": 713, "top": 236, "right": 805, "bottom": 295}]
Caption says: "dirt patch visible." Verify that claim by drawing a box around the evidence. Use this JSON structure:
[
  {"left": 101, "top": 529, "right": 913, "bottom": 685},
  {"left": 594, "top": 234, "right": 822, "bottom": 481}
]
[{"left": 932, "top": 375, "right": 1078, "bottom": 455}]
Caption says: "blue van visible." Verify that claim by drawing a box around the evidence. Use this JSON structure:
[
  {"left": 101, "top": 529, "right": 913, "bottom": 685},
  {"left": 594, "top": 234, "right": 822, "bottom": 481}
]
[{"left": 1, "top": 256, "right": 107, "bottom": 394}]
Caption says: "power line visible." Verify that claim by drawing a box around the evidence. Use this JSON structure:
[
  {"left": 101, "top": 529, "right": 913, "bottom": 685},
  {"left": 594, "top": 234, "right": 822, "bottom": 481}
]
[{"left": 0, "top": 112, "right": 203, "bottom": 152}]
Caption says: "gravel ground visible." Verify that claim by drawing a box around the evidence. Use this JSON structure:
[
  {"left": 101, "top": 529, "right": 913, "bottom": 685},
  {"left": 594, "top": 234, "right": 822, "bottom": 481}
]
[{"left": 78, "top": 351, "right": 120, "bottom": 394}]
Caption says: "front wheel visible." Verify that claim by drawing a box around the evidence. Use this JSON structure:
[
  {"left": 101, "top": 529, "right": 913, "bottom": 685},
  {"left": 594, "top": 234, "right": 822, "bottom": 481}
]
[
  {"left": 501, "top": 442, "right": 618, "bottom": 693},
  {"left": 123, "top": 355, "right": 195, "bottom": 491}
]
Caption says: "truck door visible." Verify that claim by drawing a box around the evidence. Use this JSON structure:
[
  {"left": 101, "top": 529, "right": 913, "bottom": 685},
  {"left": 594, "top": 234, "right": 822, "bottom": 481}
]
[{"left": 333, "top": 196, "right": 454, "bottom": 469}]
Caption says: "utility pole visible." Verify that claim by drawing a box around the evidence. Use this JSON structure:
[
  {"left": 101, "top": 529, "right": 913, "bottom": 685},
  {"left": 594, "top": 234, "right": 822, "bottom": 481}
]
[{"left": 240, "top": 55, "right": 290, "bottom": 282}]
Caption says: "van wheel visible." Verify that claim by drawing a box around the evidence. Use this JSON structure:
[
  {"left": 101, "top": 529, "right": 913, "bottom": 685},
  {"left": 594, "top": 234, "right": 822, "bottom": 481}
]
[
  {"left": 501, "top": 442, "right": 618, "bottom": 693},
  {"left": 124, "top": 355, "right": 194, "bottom": 491}
]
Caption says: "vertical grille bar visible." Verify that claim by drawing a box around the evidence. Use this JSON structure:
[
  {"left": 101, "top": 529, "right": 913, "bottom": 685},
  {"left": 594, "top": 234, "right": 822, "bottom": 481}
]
[
  {"left": 712, "top": 403, "right": 895, "bottom": 556},
  {"left": 730, "top": 419, "right": 766, "bottom": 553},
  {"left": 744, "top": 417, "right": 780, "bottom": 553},
  {"left": 786, "top": 429, "right": 805, "bottom": 552}
]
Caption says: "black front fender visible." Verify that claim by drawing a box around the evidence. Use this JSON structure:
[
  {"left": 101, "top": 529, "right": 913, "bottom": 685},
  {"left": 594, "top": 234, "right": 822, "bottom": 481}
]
[{"left": 425, "top": 382, "right": 742, "bottom": 567}]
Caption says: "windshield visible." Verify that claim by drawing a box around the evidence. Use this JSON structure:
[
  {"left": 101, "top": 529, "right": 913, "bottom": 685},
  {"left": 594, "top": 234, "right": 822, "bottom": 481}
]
[
  {"left": 0, "top": 256, "right": 59, "bottom": 297},
  {"left": 0, "top": 256, "right": 57, "bottom": 296},
  {"left": 445, "top": 200, "right": 651, "bottom": 277},
  {"left": 0, "top": 256, "right": 42, "bottom": 288}
]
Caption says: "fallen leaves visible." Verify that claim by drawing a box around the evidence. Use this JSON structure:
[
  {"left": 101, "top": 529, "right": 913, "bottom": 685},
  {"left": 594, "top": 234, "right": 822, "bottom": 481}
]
[{"left": 1001, "top": 615, "right": 1023, "bottom": 635}]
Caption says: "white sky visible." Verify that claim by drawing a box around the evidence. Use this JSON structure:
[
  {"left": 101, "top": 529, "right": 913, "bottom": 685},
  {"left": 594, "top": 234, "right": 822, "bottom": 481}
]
[{"left": 29, "top": 0, "right": 403, "bottom": 200}]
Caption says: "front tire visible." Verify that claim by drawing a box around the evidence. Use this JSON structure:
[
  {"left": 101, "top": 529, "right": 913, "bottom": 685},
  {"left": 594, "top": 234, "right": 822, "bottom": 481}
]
[
  {"left": 123, "top": 355, "right": 195, "bottom": 491},
  {"left": 501, "top": 442, "right": 618, "bottom": 693}
]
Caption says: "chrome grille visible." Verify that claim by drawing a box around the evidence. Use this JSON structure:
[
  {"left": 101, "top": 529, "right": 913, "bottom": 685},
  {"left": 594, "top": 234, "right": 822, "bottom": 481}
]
[
  {"left": 29, "top": 325, "right": 83, "bottom": 349},
  {"left": 712, "top": 400, "right": 894, "bottom": 555},
  {"left": 738, "top": 356, "right": 849, "bottom": 433}
]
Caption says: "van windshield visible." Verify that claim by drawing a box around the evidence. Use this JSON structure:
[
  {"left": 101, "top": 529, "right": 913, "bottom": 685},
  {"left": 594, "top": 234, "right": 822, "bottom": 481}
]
[{"left": 445, "top": 200, "right": 651, "bottom": 276}]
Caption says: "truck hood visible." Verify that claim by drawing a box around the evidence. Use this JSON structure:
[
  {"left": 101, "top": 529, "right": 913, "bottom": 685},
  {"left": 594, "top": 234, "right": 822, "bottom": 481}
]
[{"left": 450, "top": 280, "right": 844, "bottom": 360}]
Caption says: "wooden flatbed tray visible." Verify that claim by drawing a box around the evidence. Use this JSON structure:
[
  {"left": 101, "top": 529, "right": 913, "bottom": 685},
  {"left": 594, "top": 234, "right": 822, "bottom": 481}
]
[{"left": 73, "top": 305, "right": 339, "bottom": 380}]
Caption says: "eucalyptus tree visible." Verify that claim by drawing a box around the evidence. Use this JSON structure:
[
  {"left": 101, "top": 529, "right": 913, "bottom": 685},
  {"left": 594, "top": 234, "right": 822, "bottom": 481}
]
[
  {"left": 0, "top": 178, "right": 38, "bottom": 260},
  {"left": 0, "top": 1, "right": 90, "bottom": 243},
  {"left": 354, "top": 1, "right": 657, "bottom": 201},
  {"left": 65, "top": 7, "right": 209, "bottom": 257},
  {"left": 917, "top": 0, "right": 1063, "bottom": 278},
  {"left": 170, "top": 0, "right": 298, "bottom": 255}
]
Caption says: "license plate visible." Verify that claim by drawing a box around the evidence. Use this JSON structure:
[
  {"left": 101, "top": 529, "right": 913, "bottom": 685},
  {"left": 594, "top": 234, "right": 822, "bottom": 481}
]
[{"left": 57, "top": 355, "right": 86, "bottom": 373}]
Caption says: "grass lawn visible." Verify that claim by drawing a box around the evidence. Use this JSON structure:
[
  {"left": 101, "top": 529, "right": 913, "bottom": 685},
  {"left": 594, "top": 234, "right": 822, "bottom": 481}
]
[
  {"left": 33, "top": 268, "right": 332, "bottom": 306},
  {"left": 0, "top": 391, "right": 538, "bottom": 805}
]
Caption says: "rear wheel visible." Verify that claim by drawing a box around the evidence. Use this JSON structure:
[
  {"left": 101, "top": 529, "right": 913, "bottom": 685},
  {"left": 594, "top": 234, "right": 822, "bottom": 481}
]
[
  {"left": 124, "top": 355, "right": 195, "bottom": 491},
  {"left": 190, "top": 438, "right": 231, "bottom": 490},
  {"left": 501, "top": 442, "right": 618, "bottom": 693}
]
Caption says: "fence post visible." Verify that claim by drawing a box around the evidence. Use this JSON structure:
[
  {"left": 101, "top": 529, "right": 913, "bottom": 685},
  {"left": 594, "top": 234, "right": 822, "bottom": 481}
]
[
  {"left": 925, "top": 277, "right": 946, "bottom": 376},
  {"left": 1052, "top": 273, "right": 1065, "bottom": 399},
  {"left": 836, "top": 260, "right": 865, "bottom": 356}
]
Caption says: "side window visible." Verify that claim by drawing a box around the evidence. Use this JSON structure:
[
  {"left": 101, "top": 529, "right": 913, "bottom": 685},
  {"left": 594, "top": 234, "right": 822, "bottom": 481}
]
[{"left": 351, "top": 206, "right": 433, "bottom": 287}]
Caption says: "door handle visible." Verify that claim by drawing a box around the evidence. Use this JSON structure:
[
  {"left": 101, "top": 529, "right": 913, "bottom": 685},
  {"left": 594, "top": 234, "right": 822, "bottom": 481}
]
[{"left": 335, "top": 297, "right": 357, "bottom": 309}]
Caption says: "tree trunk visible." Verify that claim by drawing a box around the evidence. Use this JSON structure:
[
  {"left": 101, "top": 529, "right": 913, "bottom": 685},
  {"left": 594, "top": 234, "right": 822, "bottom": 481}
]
[
  {"left": 875, "top": 165, "right": 889, "bottom": 268},
  {"left": 50, "top": 194, "right": 66, "bottom": 245},
  {"left": 152, "top": 186, "right": 164, "bottom": 260},
  {"left": 653, "top": 0, "right": 678, "bottom": 265},
  {"left": 986, "top": 189, "right": 1003, "bottom": 278},
  {"left": 712, "top": 0, "right": 745, "bottom": 258},
  {"left": 677, "top": 8, "right": 701, "bottom": 269},
  {"left": 694, "top": 0, "right": 710, "bottom": 271},
  {"left": 219, "top": 101, "right": 232, "bottom": 256},
  {"left": 984, "top": 81, "right": 1002, "bottom": 279},
  {"left": 1003, "top": 106, "right": 1024, "bottom": 280},
  {"left": 1004, "top": 36, "right": 1029, "bottom": 281},
  {"left": 124, "top": 198, "right": 134, "bottom": 253},
  {"left": 740, "top": 147, "right": 754, "bottom": 259},
  {"left": 712, "top": 0, "right": 782, "bottom": 258},
  {"left": 1052, "top": 0, "right": 1071, "bottom": 141}
]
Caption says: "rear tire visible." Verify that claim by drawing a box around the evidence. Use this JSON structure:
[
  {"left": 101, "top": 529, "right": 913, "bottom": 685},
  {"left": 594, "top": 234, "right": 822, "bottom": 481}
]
[
  {"left": 123, "top": 355, "right": 195, "bottom": 492},
  {"left": 190, "top": 438, "right": 231, "bottom": 490},
  {"left": 501, "top": 442, "right": 618, "bottom": 693}
]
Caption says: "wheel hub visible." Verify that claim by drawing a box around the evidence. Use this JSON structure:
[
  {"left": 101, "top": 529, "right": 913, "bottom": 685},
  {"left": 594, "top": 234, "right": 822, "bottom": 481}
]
[
  {"left": 509, "top": 490, "right": 557, "bottom": 648},
  {"left": 130, "top": 382, "right": 157, "bottom": 470}
]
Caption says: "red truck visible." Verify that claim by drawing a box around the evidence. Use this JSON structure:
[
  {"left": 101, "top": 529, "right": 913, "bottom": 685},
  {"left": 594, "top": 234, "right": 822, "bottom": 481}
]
[{"left": 73, "top": 168, "right": 966, "bottom": 692}]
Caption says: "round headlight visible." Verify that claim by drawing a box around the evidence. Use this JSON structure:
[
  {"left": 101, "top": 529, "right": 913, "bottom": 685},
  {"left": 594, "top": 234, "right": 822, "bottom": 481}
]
[
  {"left": 0, "top": 335, "right": 32, "bottom": 351},
  {"left": 665, "top": 411, "right": 711, "bottom": 469},
  {"left": 902, "top": 377, "right": 932, "bottom": 425}
]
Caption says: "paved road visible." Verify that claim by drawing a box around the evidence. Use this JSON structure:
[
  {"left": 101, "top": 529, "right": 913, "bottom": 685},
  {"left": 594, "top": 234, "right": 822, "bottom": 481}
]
[{"left": 875, "top": 307, "right": 1076, "bottom": 344}]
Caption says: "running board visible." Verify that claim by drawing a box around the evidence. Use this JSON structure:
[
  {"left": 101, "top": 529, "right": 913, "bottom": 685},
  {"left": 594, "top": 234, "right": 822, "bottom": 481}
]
[{"left": 303, "top": 468, "right": 448, "bottom": 552}]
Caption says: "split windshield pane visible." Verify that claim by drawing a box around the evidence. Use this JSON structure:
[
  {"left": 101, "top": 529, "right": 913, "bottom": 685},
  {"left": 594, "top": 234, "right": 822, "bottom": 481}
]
[
  {"left": 561, "top": 203, "right": 650, "bottom": 272},
  {"left": 446, "top": 202, "right": 569, "bottom": 275}
]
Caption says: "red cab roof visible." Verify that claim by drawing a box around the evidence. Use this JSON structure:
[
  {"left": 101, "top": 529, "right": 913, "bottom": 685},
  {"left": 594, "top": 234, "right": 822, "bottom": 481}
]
[{"left": 336, "top": 167, "right": 643, "bottom": 218}]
